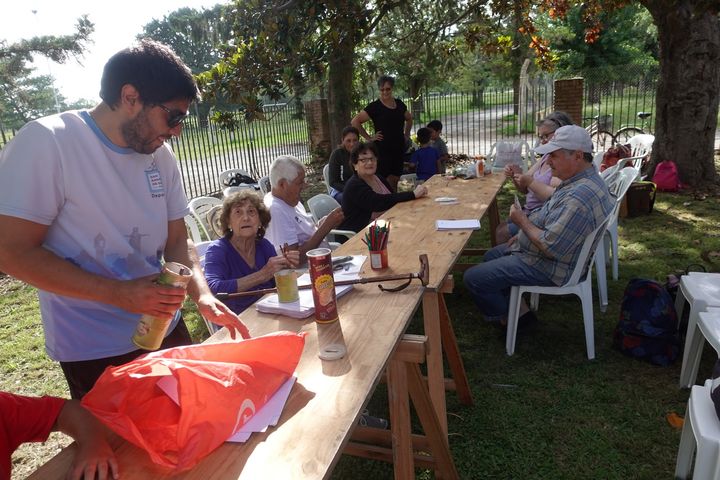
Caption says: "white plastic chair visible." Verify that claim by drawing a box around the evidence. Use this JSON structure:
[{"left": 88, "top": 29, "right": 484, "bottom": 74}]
[
  {"left": 306, "top": 193, "right": 355, "bottom": 244},
  {"left": 506, "top": 215, "right": 611, "bottom": 360},
  {"left": 258, "top": 175, "right": 271, "bottom": 195},
  {"left": 184, "top": 214, "right": 205, "bottom": 244},
  {"left": 678, "top": 274, "right": 720, "bottom": 388},
  {"left": 675, "top": 379, "right": 720, "bottom": 479},
  {"left": 601, "top": 167, "right": 640, "bottom": 281},
  {"left": 628, "top": 134, "right": 654, "bottom": 158},
  {"left": 487, "top": 140, "right": 533, "bottom": 173},
  {"left": 188, "top": 196, "right": 222, "bottom": 241},
  {"left": 195, "top": 240, "right": 212, "bottom": 268},
  {"left": 322, "top": 164, "right": 332, "bottom": 195},
  {"left": 592, "top": 151, "right": 605, "bottom": 171}
]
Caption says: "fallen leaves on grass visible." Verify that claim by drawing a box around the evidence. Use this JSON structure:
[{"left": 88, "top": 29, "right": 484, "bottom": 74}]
[{"left": 666, "top": 411, "right": 684, "bottom": 430}]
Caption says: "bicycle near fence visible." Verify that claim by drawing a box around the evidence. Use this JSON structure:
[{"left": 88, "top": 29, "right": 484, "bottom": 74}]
[
  {"left": 613, "top": 111, "right": 653, "bottom": 145},
  {"left": 584, "top": 113, "right": 615, "bottom": 152},
  {"left": 583, "top": 111, "right": 653, "bottom": 152}
]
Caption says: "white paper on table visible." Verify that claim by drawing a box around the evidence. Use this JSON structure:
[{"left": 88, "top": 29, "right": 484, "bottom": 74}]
[
  {"left": 435, "top": 219, "right": 481, "bottom": 231},
  {"left": 255, "top": 256, "right": 365, "bottom": 318},
  {"left": 226, "top": 375, "right": 297, "bottom": 442}
]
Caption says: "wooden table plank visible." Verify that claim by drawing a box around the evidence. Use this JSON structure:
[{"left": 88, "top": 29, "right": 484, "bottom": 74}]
[{"left": 31, "top": 173, "right": 504, "bottom": 480}]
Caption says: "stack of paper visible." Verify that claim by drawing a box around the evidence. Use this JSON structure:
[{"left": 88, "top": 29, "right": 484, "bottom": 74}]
[
  {"left": 436, "top": 219, "right": 481, "bottom": 230},
  {"left": 255, "top": 256, "right": 365, "bottom": 318},
  {"left": 227, "top": 376, "right": 296, "bottom": 442},
  {"left": 156, "top": 374, "right": 297, "bottom": 443}
]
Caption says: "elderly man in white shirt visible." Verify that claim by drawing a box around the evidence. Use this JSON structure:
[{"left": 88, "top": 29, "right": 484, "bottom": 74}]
[{"left": 263, "top": 155, "right": 344, "bottom": 262}]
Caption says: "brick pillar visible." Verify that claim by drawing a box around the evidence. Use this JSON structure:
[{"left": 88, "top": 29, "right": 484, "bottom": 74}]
[
  {"left": 303, "top": 99, "right": 332, "bottom": 163},
  {"left": 553, "top": 78, "right": 584, "bottom": 125}
]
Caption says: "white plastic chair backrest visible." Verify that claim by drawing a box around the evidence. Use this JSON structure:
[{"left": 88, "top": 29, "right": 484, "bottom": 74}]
[
  {"left": 258, "top": 176, "right": 271, "bottom": 195},
  {"left": 592, "top": 151, "right": 605, "bottom": 171},
  {"left": 563, "top": 215, "right": 612, "bottom": 287},
  {"left": 307, "top": 193, "right": 340, "bottom": 224},
  {"left": 184, "top": 214, "right": 204, "bottom": 243},
  {"left": 322, "top": 164, "right": 332, "bottom": 194},
  {"left": 613, "top": 167, "right": 640, "bottom": 201},
  {"left": 489, "top": 140, "right": 532, "bottom": 172},
  {"left": 628, "top": 134, "right": 654, "bottom": 158},
  {"left": 188, "top": 196, "right": 222, "bottom": 239},
  {"left": 623, "top": 155, "right": 646, "bottom": 171},
  {"left": 195, "top": 240, "right": 212, "bottom": 268},
  {"left": 218, "top": 168, "right": 253, "bottom": 187}
]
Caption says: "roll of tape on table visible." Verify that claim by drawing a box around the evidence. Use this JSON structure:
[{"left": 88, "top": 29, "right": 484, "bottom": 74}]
[{"left": 318, "top": 343, "right": 346, "bottom": 361}]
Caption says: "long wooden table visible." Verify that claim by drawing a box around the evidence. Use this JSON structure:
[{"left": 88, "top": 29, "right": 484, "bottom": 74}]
[{"left": 30, "top": 173, "right": 504, "bottom": 480}]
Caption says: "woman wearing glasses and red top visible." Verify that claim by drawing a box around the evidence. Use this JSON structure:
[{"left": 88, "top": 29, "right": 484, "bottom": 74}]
[
  {"left": 339, "top": 142, "right": 427, "bottom": 233},
  {"left": 351, "top": 75, "right": 413, "bottom": 192},
  {"left": 495, "top": 111, "right": 574, "bottom": 244}
]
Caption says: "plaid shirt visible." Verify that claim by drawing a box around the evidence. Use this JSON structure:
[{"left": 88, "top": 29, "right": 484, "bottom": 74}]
[{"left": 514, "top": 166, "right": 614, "bottom": 286}]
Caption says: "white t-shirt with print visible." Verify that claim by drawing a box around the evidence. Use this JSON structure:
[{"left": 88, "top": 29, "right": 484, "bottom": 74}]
[
  {"left": 0, "top": 111, "right": 189, "bottom": 361},
  {"left": 263, "top": 192, "right": 327, "bottom": 253}
]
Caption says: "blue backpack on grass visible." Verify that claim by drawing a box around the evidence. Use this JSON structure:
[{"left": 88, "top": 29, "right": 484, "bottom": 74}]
[{"left": 613, "top": 278, "right": 680, "bottom": 366}]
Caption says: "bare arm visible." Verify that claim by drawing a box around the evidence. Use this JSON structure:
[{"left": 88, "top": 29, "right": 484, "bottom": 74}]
[
  {"left": 290, "top": 208, "right": 344, "bottom": 262},
  {"left": 55, "top": 400, "right": 119, "bottom": 480},
  {"left": 351, "top": 110, "right": 375, "bottom": 141},
  {"left": 508, "top": 204, "right": 552, "bottom": 257},
  {"left": 235, "top": 251, "right": 299, "bottom": 292},
  {"left": 165, "top": 219, "right": 249, "bottom": 339},
  {"left": 0, "top": 215, "right": 183, "bottom": 319},
  {"left": 403, "top": 110, "right": 413, "bottom": 138}
]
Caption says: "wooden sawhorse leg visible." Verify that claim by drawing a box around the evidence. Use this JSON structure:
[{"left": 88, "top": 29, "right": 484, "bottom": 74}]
[{"left": 346, "top": 335, "right": 459, "bottom": 479}]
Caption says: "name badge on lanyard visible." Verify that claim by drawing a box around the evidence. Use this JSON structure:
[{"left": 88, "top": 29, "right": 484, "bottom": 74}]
[{"left": 145, "top": 163, "right": 164, "bottom": 195}]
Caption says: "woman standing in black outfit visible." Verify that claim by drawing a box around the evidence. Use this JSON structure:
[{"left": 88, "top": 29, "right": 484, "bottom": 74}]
[
  {"left": 339, "top": 142, "right": 427, "bottom": 233},
  {"left": 351, "top": 75, "right": 412, "bottom": 192}
]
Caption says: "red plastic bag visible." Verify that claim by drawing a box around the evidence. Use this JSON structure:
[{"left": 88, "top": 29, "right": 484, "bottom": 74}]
[
  {"left": 81, "top": 331, "right": 306, "bottom": 472},
  {"left": 653, "top": 160, "right": 680, "bottom": 192},
  {"left": 600, "top": 144, "right": 632, "bottom": 172}
]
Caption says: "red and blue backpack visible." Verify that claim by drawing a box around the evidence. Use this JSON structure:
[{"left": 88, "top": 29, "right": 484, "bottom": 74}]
[{"left": 613, "top": 278, "right": 680, "bottom": 366}]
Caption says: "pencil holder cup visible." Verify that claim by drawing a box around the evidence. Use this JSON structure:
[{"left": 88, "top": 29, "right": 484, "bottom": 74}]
[{"left": 369, "top": 249, "right": 388, "bottom": 270}]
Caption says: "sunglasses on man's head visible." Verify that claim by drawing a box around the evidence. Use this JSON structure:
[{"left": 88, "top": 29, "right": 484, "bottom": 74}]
[{"left": 155, "top": 104, "right": 189, "bottom": 128}]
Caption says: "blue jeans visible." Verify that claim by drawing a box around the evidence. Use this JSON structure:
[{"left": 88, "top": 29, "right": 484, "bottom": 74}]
[
  {"left": 463, "top": 244, "right": 554, "bottom": 322},
  {"left": 330, "top": 188, "right": 343, "bottom": 204}
]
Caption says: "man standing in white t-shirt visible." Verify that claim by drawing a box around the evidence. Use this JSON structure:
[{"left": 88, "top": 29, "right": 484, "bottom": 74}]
[
  {"left": 264, "top": 155, "right": 344, "bottom": 262},
  {"left": 0, "top": 40, "right": 248, "bottom": 399}
]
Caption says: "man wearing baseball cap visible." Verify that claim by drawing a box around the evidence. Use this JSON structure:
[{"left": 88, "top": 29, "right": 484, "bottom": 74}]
[{"left": 464, "top": 125, "right": 614, "bottom": 329}]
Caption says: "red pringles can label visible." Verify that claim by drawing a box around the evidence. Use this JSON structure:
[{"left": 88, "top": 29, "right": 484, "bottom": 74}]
[{"left": 306, "top": 248, "right": 338, "bottom": 323}]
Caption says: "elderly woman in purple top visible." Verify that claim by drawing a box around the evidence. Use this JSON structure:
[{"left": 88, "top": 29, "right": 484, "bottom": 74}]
[
  {"left": 204, "top": 190, "right": 299, "bottom": 314},
  {"left": 495, "top": 111, "right": 573, "bottom": 244}
]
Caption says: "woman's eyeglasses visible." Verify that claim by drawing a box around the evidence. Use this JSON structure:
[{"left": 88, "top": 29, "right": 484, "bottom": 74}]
[
  {"left": 155, "top": 104, "right": 189, "bottom": 128},
  {"left": 357, "top": 157, "right": 377, "bottom": 164},
  {"left": 538, "top": 132, "right": 554, "bottom": 142}
]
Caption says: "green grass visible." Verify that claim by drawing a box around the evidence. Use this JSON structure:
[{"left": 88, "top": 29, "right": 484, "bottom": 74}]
[{"left": 2, "top": 173, "right": 720, "bottom": 478}]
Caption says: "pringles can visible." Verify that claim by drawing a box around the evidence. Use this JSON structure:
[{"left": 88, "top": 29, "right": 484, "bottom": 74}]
[
  {"left": 132, "top": 262, "right": 193, "bottom": 350},
  {"left": 306, "top": 248, "right": 338, "bottom": 324}
]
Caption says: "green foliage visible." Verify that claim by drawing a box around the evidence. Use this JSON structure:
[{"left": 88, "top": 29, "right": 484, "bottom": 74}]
[
  {"left": 539, "top": 4, "right": 658, "bottom": 78},
  {"left": 140, "top": 5, "right": 234, "bottom": 75},
  {"left": 0, "top": 16, "right": 94, "bottom": 129}
]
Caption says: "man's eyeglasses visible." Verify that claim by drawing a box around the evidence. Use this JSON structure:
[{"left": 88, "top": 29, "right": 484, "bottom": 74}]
[{"left": 155, "top": 104, "right": 189, "bottom": 128}]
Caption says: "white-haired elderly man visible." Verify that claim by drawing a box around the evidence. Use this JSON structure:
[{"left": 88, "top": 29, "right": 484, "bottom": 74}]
[
  {"left": 463, "top": 125, "right": 614, "bottom": 329},
  {"left": 263, "top": 155, "right": 344, "bottom": 261}
]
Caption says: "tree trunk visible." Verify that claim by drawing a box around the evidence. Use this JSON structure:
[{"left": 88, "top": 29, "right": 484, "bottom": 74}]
[
  {"left": 327, "top": 32, "right": 356, "bottom": 149},
  {"left": 409, "top": 77, "right": 425, "bottom": 123},
  {"left": 643, "top": 2, "right": 719, "bottom": 187}
]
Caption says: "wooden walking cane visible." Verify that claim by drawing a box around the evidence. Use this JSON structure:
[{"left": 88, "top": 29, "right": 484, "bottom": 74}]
[{"left": 215, "top": 254, "right": 430, "bottom": 300}]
